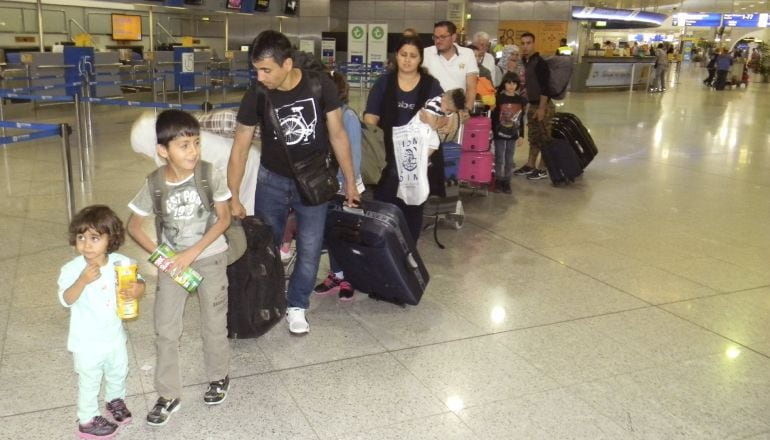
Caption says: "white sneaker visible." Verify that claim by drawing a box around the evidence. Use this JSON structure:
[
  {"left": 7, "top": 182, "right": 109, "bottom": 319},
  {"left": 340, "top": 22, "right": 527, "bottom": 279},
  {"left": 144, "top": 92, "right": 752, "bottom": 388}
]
[{"left": 286, "top": 307, "right": 309, "bottom": 335}]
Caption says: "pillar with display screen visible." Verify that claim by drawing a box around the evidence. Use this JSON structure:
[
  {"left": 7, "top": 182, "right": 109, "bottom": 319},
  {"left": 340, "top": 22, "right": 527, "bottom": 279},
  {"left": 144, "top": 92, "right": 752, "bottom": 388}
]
[{"left": 173, "top": 46, "right": 195, "bottom": 92}]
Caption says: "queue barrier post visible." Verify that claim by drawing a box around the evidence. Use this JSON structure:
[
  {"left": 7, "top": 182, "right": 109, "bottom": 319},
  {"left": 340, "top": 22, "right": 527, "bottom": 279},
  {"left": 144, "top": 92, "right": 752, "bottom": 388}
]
[{"left": 59, "top": 123, "right": 75, "bottom": 222}]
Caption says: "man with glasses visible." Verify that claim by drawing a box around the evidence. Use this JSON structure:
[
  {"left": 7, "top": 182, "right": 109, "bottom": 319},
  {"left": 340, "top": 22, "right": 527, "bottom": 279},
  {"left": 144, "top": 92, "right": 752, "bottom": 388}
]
[{"left": 422, "top": 20, "right": 478, "bottom": 116}]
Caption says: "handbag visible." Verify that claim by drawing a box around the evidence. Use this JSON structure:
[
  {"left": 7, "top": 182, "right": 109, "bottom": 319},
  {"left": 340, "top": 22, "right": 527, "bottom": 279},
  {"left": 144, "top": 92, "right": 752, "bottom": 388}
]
[{"left": 264, "top": 95, "right": 339, "bottom": 206}]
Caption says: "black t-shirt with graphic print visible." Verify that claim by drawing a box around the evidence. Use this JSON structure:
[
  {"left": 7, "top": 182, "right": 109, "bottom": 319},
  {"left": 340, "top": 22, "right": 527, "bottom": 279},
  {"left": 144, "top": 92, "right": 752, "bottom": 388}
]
[{"left": 236, "top": 70, "right": 341, "bottom": 177}]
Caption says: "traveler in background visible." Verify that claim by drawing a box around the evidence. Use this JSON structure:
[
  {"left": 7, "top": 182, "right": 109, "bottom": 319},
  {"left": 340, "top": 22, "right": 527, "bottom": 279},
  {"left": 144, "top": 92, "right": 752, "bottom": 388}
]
[
  {"left": 714, "top": 48, "right": 733, "bottom": 91},
  {"left": 556, "top": 38, "right": 572, "bottom": 56},
  {"left": 704, "top": 51, "right": 718, "bottom": 87},
  {"left": 513, "top": 32, "right": 553, "bottom": 181},
  {"left": 469, "top": 43, "right": 497, "bottom": 109},
  {"left": 314, "top": 71, "right": 364, "bottom": 301},
  {"left": 364, "top": 35, "right": 443, "bottom": 241},
  {"left": 422, "top": 20, "right": 478, "bottom": 115},
  {"left": 59, "top": 205, "right": 145, "bottom": 439},
  {"left": 652, "top": 43, "right": 669, "bottom": 92},
  {"left": 497, "top": 45, "right": 525, "bottom": 93},
  {"left": 473, "top": 31, "right": 500, "bottom": 86},
  {"left": 228, "top": 30, "right": 360, "bottom": 334}
]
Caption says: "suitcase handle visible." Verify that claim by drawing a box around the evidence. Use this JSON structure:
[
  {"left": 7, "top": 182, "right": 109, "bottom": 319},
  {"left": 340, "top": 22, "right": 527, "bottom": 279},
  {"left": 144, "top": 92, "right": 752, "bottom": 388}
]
[{"left": 406, "top": 252, "right": 418, "bottom": 270}]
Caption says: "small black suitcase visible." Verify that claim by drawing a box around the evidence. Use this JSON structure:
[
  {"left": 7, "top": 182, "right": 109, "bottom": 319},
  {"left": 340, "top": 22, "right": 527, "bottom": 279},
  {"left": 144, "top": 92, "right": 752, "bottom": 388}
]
[
  {"left": 226, "top": 216, "right": 286, "bottom": 339},
  {"left": 325, "top": 198, "right": 429, "bottom": 306},
  {"left": 552, "top": 112, "right": 598, "bottom": 169},
  {"left": 541, "top": 138, "right": 583, "bottom": 185}
]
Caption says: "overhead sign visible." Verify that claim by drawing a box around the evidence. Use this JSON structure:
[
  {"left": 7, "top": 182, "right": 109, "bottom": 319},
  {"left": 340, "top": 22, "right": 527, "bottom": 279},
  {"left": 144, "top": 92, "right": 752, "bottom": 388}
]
[
  {"left": 672, "top": 13, "right": 722, "bottom": 27},
  {"left": 571, "top": 7, "right": 666, "bottom": 26},
  {"left": 722, "top": 13, "right": 769, "bottom": 28}
]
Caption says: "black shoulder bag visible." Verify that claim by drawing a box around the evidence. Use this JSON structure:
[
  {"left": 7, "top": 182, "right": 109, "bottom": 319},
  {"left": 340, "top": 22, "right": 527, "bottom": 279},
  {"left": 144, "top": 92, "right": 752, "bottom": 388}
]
[{"left": 262, "top": 73, "right": 339, "bottom": 206}]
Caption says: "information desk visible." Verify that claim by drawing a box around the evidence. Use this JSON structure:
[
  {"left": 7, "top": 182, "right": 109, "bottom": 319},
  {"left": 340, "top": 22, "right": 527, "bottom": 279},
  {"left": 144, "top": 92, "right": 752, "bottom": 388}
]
[{"left": 571, "top": 56, "right": 656, "bottom": 92}]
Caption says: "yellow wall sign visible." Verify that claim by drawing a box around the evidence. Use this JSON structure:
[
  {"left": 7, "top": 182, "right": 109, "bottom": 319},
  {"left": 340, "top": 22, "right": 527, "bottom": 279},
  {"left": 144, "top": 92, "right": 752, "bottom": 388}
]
[
  {"left": 181, "top": 36, "right": 194, "bottom": 47},
  {"left": 498, "top": 21, "right": 567, "bottom": 56}
]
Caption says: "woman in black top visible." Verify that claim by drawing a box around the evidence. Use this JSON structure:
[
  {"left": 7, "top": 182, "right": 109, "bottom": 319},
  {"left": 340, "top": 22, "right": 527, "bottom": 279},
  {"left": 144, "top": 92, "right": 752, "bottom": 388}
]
[{"left": 363, "top": 35, "right": 443, "bottom": 241}]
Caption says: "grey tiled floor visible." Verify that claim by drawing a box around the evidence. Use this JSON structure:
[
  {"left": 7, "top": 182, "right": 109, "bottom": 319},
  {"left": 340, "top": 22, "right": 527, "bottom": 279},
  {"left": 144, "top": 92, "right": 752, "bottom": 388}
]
[{"left": 2, "top": 65, "right": 770, "bottom": 439}]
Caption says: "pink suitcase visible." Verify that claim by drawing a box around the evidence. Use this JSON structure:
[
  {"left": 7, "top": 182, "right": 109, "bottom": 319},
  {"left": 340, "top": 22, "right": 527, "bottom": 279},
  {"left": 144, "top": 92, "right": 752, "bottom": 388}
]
[
  {"left": 459, "top": 151, "right": 494, "bottom": 184},
  {"left": 461, "top": 117, "right": 492, "bottom": 152}
]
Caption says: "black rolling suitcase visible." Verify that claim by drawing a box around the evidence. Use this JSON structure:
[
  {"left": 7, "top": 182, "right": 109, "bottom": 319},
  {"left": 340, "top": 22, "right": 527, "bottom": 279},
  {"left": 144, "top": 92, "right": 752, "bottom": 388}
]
[
  {"left": 541, "top": 138, "right": 583, "bottom": 185},
  {"left": 226, "top": 216, "right": 286, "bottom": 339},
  {"left": 325, "top": 197, "right": 429, "bottom": 306},
  {"left": 552, "top": 112, "right": 598, "bottom": 169}
]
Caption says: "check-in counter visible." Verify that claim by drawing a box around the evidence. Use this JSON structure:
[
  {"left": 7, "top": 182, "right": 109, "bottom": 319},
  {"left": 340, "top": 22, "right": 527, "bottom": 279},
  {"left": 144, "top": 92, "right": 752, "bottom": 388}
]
[{"left": 571, "top": 56, "right": 656, "bottom": 92}]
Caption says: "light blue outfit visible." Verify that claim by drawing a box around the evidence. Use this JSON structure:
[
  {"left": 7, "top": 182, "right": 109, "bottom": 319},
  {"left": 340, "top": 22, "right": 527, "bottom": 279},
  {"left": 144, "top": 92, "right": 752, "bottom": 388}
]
[
  {"left": 329, "top": 105, "right": 363, "bottom": 275},
  {"left": 338, "top": 104, "right": 363, "bottom": 191},
  {"left": 58, "top": 252, "right": 132, "bottom": 423}
]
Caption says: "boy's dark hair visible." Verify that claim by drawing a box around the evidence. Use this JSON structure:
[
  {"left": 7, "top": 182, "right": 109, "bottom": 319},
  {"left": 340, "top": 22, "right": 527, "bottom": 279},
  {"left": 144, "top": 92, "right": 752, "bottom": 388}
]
[
  {"left": 521, "top": 32, "right": 535, "bottom": 42},
  {"left": 250, "top": 30, "right": 294, "bottom": 66},
  {"left": 497, "top": 72, "right": 521, "bottom": 94},
  {"left": 68, "top": 205, "right": 125, "bottom": 253},
  {"left": 434, "top": 20, "right": 457, "bottom": 35},
  {"left": 446, "top": 88, "right": 466, "bottom": 112},
  {"left": 156, "top": 109, "right": 200, "bottom": 147},
  {"left": 330, "top": 71, "right": 349, "bottom": 104}
]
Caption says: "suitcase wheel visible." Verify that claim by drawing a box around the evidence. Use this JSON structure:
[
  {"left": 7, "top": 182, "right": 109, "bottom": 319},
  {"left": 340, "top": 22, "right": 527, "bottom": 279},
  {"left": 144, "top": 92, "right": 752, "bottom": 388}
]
[{"left": 447, "top": 213, "right": 464, "bottom": 230}]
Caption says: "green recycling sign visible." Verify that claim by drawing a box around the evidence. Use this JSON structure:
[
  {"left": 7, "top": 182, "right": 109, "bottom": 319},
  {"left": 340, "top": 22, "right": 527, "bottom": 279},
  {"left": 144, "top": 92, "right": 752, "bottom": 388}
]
[
  {"left": 371, "top": 26, "right": 384, "bottom": 40},
  {"left": 351, "top": 26, "right": 365, "bottom": 40}
]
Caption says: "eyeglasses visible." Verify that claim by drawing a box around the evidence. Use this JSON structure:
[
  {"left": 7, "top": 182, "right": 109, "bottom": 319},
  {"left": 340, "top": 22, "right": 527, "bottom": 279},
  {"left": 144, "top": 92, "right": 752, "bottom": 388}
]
[{"left": 432, "top": 34, "right": 452, "bottom": 41}]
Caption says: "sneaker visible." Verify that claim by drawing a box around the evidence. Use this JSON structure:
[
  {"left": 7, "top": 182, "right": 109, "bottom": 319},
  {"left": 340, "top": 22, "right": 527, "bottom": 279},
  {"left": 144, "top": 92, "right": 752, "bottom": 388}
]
[
  {"left": 78, "top": 415, "right": 117, "bottom": 439},
  {"left": 146, "top": 397, "right": 181, "bottom": 427},
  {"left": 502, "top": 181, "right": 512, "bottom": 194},
  {"left": 526, "top": 169, "right": 549, "bottom": 180},
  {"left": 314, "top": 272, "right": 341, "bottom": 296},
  {"left": 513, "top": 165, "right": 534, "bottom": 176},
  {"left": 204, "top": 376, "right": 230, "bottom": 405},
  {"left": 286, "top": 307, "right": 309, "bottom": 334},
  {"left": 338, "top": 280, "right": 355, "bottom": 302},
  {"left": 105, "top": 398, "right": 132, "bottom": 425}
]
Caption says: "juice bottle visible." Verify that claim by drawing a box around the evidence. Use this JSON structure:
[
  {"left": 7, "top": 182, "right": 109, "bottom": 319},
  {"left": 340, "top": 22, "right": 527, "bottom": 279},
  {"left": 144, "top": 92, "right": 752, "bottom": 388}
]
[{"left": 114, "top": 260, "right": 139, "bottom": 320}]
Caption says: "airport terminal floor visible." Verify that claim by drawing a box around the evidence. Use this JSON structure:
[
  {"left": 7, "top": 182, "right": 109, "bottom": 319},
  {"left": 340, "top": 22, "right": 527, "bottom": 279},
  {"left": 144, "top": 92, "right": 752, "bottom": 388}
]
[{"left": 2, "top": 64, "right": 770, "bottom": 439}]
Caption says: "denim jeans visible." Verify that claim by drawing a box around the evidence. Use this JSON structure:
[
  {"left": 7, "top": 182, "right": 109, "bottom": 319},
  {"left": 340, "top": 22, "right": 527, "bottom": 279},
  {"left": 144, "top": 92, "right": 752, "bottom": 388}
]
[
  {"left": 254, "top": 165, "right": 327, "bottom": 309},
  {"left": 494, "top": 138, "right": 516, "bottom": 180}
]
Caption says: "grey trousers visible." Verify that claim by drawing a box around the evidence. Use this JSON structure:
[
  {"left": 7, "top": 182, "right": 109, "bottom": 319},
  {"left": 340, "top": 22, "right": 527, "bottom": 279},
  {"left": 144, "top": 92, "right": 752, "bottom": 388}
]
[{"left": 154, "top": 252, "right": 230, "bottom": 399}]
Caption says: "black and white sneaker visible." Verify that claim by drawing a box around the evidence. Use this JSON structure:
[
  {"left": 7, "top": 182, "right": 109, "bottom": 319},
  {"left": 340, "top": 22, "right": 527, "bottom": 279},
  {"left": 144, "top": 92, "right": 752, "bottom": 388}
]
[
  {"left": 513, "top": 165, "right": 534, "bottom": 176},
  {"left": 526, "top": 169, "right": 549, "bottom": 180},
  {"left": 203, "top": 376, "right": 229, "bottom": 405},
  {"left": 146, "top": 397, "right": 181, "bottom": 426}
]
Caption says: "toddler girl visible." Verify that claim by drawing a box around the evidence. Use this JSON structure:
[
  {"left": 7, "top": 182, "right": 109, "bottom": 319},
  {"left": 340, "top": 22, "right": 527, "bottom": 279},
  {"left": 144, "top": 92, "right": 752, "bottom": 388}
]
[{"left": 58, "top": 205, "right": 145, "bottom": 438}]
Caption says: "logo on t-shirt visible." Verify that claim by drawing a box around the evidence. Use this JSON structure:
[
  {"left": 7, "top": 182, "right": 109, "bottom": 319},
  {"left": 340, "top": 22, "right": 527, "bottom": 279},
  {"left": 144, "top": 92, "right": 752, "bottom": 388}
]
[{"left": 274, "top": 98, "right": 318, "bottom": 146}]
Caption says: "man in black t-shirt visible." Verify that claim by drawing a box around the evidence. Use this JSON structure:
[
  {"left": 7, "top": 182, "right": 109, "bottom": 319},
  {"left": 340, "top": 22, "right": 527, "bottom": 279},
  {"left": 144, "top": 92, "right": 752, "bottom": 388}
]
[{"left": 228, "top": 30, "right": 359, "bottom": 335}]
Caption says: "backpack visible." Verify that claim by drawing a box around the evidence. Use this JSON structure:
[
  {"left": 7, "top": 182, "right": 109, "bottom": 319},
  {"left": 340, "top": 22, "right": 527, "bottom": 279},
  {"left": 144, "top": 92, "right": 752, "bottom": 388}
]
[
  {"left": 148, "top": 160, "right": 246, "bottom": 264},
  {"left": 545, "top": 56, "right": 574, "bottom": 100},
  {"left": 359, "top": 121, "right": 386, "bottom": 185}
]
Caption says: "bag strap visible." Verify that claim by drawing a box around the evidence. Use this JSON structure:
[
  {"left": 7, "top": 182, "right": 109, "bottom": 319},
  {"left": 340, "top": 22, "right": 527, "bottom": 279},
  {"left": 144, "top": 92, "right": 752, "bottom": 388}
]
[{"left": 260, "top": 70, "right": 328, "bottom": 177}]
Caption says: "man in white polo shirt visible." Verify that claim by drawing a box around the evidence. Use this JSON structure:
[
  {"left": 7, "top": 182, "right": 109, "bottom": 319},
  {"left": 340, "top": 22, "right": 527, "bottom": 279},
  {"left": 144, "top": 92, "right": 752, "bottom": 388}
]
[{"left": 423, "top": 20, "right": 478, "bottom": 114}]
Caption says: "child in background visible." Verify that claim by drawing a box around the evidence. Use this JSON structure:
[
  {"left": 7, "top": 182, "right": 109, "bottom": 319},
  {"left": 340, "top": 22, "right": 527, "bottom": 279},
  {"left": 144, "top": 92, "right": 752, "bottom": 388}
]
[
  {"left": 314, "top": 71, "right": 364, "bottom": 301},
  {"left": 58, "top": 205, "right": 145, "bottom": 439},
  {"left": 127, "top": 109, "right": 232, "bottom": 427},
  {"left": 491, "top": 72, "right": 527, "bottom": 194}
]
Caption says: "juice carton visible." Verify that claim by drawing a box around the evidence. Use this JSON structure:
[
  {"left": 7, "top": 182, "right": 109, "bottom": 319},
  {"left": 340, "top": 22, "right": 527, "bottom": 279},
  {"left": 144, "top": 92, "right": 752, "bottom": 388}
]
[
  {"left": 114, "top": 260, "right": 139, "bottom": 320},
  {"left": 149, "top": 243, "right": 203, "bottom": 293}
]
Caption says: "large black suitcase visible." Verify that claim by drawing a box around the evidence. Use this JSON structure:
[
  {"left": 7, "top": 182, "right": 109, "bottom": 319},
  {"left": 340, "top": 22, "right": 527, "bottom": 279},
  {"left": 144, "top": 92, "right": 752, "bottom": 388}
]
[
  {"left": 552, "top": 112, "right": 598, "bottom": 169},
  {"left": 325, "top": 198, "right": 429, "bottom": 306},
  {"left": 541, "top": 138, "right": 583, "bottom": 185},
  {"left": 226, "top": 216, "right": 286, "bottom": 339}
]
